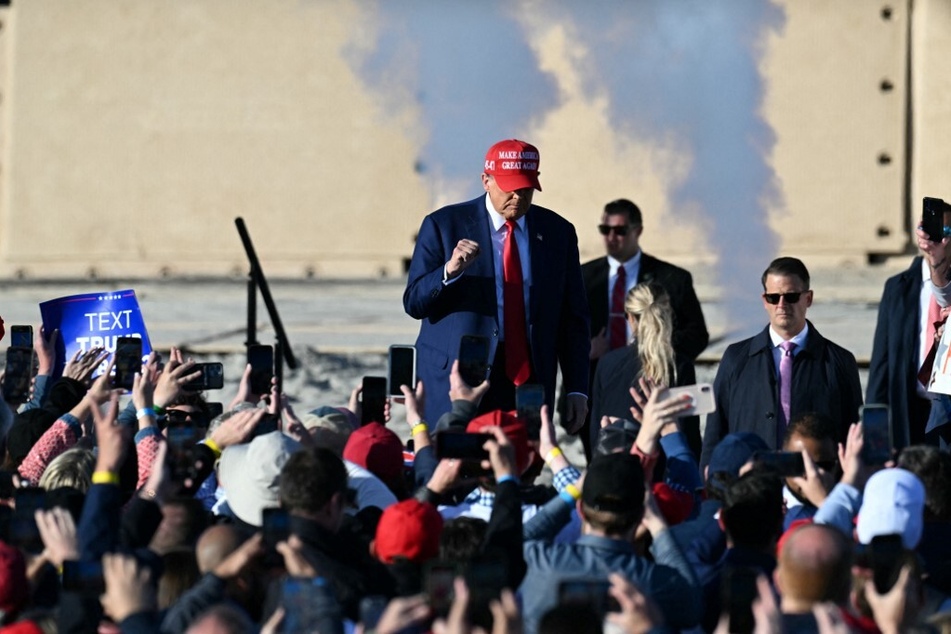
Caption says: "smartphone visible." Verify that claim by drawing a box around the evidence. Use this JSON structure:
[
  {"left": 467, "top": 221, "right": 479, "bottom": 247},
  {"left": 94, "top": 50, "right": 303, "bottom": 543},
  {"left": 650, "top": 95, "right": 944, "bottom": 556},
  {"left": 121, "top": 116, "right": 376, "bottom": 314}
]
[
  {"left": 10, "top": 326, "right": 32, "bottom": 349},
  {"left": 2, "top": 346, "right": 35, "bottom": 404},
  {"left": 182, "top": 362, "right": 225, "bottom": 391},
  {"left": 752, "top": 451, "right": 805, "bottom": 477},
  {"left": 458, "top": 335, "right": 490, "bottom": 387},
  {"left": 870, "top": 534, "right": 905, "bottom": 594},
  {"left": 361, "top": 376, "right": 387, "bottom": 426},
  {"left": 388, "top": 345, "right": 417, "bottom": 396},
  {"left": 425, "top": 561, "right": 459, "bottom": 619},
  {"left": 923, "top": 196, "right": 951, "bottom": 242},
  {"left": 659, "top": 383, "right": 716, "bottom": 417},
  {"left": 722, "top": 566, "right": 759, "bottom": 634},
  {"left": 262, "top": 507, "right": 291, "bottom": 549},
  {"left": 861, "top": 404, "right": 892, "bottom": 465},
  {"left": 282, "top": 577, "right": 328, "bottom": 632},
  {"left": 516, "top": 383, "right": 545, "bottom": 441},
  {"left": 434, "top": 431, "right": 492, "bottom": 461},
  {"left": 62, "top": 560, "right": 106, "bottom": 595},
  {"left": 248, "top": 344, "right": 274, "bottom": 395},
  {"left": 112, "top": 337, "right": 143, "bottom": 391},
  {"left": 205, "top": 401, "right": 224, "bottom": 420},
  {"left": 166, "top": 425, "right": 201, "bottom": 483},
  {"left": 11, "top": 487, "right": 46, "bottom": 553},
  {"left": 557, "top": 578, "right": 620, "bottom": 616}
]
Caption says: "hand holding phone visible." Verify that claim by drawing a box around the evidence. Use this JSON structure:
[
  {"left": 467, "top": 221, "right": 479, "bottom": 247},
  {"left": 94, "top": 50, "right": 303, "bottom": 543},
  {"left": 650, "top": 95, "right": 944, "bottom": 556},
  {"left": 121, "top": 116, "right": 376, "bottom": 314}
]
[
  {"left": 434, "top": 431, "right": 493, "bottom": 461},
  {"left": 860, "top": 404, "right": 892, "bottom": 465},
  {"left": 182, "top": 362, "right": 225, "bottom": 391},
  {"left": 388, "top": 345, "right": 417, "bottom": 396},
  {"left": 248, "top": 345, "right": 274, "bottom": 395},
  {"left": 112, "top": 337, "right": 143, "bottom": 391},
  {"left": 516, "top": 384, "right": 544, "bottom": 441},
  {"left": 658, "top": 383, "right": 716, "bottom": 417},
  {"left": 923, "top": 197, "right": 951, "bottom": 242},
  {"left": 2, "top": 347, "right": 35, "bottom": 404},
  {"left": 458, "top": 335, "right": 490, "bottom": 387},
  {"left": 361, "top": 376, "right": 387, "bottom": 426}
]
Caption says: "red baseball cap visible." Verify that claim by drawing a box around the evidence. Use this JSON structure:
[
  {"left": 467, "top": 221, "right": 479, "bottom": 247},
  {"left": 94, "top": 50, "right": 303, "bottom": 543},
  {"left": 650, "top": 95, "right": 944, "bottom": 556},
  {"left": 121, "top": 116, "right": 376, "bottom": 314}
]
[
  {"left": 466, "top": 410, "right": 532, "bottom": 475},
  {"left": 483, "top": 139, "right": 542, "bottom": 192},
  {"left": 374, "top": 499, "right": 444, "bottom": 564}
]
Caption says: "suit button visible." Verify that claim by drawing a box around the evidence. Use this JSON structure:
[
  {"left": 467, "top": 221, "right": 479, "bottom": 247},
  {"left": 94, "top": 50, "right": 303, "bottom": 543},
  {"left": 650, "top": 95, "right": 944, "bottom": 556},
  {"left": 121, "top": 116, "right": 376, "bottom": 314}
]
[
  {"left": 493, "top": 329, "right": 499, "bottom": 337},
  {"left": 766, "top": 412, "right": 774, "bottom": 419}
]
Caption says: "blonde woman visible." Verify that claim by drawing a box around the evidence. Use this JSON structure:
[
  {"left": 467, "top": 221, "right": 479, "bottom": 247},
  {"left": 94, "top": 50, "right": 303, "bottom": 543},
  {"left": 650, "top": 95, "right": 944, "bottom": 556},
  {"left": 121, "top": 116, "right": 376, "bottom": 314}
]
[{"left": 589, "top": 282, "right": 699, "bottom": 457}]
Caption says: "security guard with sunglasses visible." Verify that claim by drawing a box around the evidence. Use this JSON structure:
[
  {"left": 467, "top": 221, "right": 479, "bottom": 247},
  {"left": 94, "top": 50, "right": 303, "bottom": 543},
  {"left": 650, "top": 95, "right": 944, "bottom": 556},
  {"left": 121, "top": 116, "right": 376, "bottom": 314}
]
[{"left": 699, "top": 256, "right": 862, "bottom": 469}]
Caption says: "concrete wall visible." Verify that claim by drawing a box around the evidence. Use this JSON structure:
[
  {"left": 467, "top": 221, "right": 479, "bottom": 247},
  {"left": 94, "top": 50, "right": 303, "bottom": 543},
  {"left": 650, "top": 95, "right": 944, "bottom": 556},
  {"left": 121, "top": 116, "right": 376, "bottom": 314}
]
[{"left": 0, "top": 1, "right": 937, "bottom": 281}]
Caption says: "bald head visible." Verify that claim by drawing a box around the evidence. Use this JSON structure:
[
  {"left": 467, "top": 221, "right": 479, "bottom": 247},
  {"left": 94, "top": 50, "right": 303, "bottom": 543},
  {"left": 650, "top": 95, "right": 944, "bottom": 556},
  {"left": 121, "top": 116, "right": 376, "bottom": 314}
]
[
  {"left": 195, "top": 525, "right": 244, "bottom": 574},
  {"left": 776, "top": 524, "right": 852, "bottom": 613}
]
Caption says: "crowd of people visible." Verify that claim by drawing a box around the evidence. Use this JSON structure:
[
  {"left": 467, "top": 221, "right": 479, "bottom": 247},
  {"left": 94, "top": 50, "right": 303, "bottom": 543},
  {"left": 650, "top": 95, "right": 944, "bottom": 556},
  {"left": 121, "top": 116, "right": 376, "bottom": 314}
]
[{"left": 0, "top": 138, "right": 950, "bottom": 633}]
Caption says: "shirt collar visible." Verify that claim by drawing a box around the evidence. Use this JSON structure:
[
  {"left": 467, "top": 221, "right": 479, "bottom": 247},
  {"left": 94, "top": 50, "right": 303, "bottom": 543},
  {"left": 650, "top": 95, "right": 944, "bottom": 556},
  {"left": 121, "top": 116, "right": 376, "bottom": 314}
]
[
  {"left": 769, "top": 322, "right": 810, "bottom": 349},
  {"left": 465, "top": 487, "right": 495, "bottom": 507},
  {"left": 922, "top": 256, "right": 932, "bottom": 282},
  {"left": 484, "top": 194, "right": 527, "bottom": 233},
  {"left": 607, "top": 250, "right": 642, "bottom": 277}
]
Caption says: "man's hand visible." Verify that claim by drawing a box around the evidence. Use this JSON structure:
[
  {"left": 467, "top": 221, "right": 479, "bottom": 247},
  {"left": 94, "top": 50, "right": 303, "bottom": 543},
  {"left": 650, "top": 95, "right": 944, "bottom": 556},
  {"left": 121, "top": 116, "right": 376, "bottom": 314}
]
[
  {"left": 788, "top": 442, "right": 830, "bottom": 507},
  {"left": 213, "top": 533, "right": 265, "bottom": 580},
  {"left": 35, "top": 507, "right": 79, "bottom": 568},
  {"left": 445, "top": 239, "right": 480, "bottom": 279},
  {"left": 589, "top": 327, "right": 609, "bottom": 361},
  {"left": 34, "top": 326, "right": 58, "bottom": 376},
  {"left": 606, "top": 573, "right": 664, "bottom": 634},
  {"left": 131, "top": 369, "right": 155, "bottom": 417},
  {"left": 917, "top": 226, "right": 951, "bottom": 282},
  {"left": 633, "top": 384, "right": 689, "bottom": 456},
  {"left": 639, "top": 487, "right": 667, "bottom": 537},
  {"left": 863, "top": 564, "right": 917, "bottom": 634},
  {"left": 93, "top": 393, "right": 129, "bottom": 474},
  {"left": 448, "top": 360, "right": 490, "bottom": 405},
  {"left": 398, "top": 380, "right": 426, "bottom": 422},
  {"left": 275, "top": 535, "right": 319, "bottom": 578},
  {"left": 426, "top": 458, "right": 465, "bottom": 496},
  {"left": 209, "top": 408, "right": 265, "bottom": 451},
  {"left": 281, "top": 394, "right": 314, "bottom": 448},
  {"left": 100, "top": 553, "right": 156, "bottom": 624},
  {"left": 62, "top": 347, "right": 109, "bottom": 384},
  {"left": 481, "top": 426, "right": 517, "bottom": 480},
  {"left": 839, "top": 421, "right": 875, "bottom": 491},
  {"left": 563, "top": 394, "right": 588, "bottom": 435},
  {"left": 152, "top": 348, "right": 201, "bottom": 410}
]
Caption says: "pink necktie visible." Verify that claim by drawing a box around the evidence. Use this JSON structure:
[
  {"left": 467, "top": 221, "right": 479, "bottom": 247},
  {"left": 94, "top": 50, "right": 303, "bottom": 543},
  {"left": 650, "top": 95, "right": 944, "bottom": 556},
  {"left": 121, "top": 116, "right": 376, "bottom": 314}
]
[
  {"left": 779, "top": 341, "right": 796, "bottom": 425},
  {"left": 609, "top": 266, "right": 627, "bottom": 350}
]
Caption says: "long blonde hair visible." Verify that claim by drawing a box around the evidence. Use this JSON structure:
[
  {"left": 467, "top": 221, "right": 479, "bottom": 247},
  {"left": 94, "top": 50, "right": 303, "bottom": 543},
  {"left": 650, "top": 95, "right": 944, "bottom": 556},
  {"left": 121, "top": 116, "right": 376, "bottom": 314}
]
[{"left": 624, "top": 282, "right": 676, "bottom": 386}]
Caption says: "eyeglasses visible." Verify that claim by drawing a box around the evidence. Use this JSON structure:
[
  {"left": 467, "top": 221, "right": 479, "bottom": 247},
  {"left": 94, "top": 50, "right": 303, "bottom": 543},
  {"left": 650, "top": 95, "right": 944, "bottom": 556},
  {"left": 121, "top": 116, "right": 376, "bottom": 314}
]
[
  {"left": 762, "top": 291, "right": 807, "bottom": 305},
  {"left": 598, "top": 224, "right": 630, "bottom": 236},
  {"left": 166, "top": 409, "right": 208, "bottom": 426}
]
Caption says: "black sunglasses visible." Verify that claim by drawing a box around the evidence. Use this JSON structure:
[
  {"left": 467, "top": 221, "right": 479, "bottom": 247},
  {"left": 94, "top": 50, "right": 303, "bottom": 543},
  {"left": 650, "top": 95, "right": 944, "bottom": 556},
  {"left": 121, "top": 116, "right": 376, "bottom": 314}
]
[
  {"left": 598, "top": 224, "right": 630, "bottom": 236},
  {"left": 762, "top": 291, "right": 807, "bottom": 305},
  {"left": 166, "top": 409, "right": 208, "bottom": 426}
]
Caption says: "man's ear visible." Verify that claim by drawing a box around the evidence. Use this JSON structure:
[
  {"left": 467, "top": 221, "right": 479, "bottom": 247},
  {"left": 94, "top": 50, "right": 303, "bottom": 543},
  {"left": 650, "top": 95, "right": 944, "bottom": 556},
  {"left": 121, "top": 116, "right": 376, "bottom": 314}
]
[
  {"left": 576, "top": 499, "right": 586, "bottom": 521},
  {"left": 369, "top": 539, "right": 377, "bottom": 559}
]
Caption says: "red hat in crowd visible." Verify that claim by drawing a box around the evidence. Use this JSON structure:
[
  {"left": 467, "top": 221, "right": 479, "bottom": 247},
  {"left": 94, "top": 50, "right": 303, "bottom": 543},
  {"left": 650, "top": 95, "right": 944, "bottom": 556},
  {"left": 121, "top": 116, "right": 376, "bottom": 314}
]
[
  {"left": 374, "top": 499, "right": 444, "bottom": 564},
  {"left": 0, "top": 541, "right": 28, "bottom": 623},
  {"left": 483, "top": 139, "right": 542, "bottom": 193},
  {"left": 651, "top": 483, "right": 694, "bottom": 526},
  {"left": 466, "top": 410, "right": 532, "bottom": 475},
  {"left": 343, "top": 422, "right": 405, "bottom": 487}
]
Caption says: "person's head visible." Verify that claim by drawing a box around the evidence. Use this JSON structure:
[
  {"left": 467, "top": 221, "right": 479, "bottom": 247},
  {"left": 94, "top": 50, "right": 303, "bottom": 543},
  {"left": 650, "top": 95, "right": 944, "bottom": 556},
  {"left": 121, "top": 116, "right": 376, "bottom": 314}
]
[
  {"left": 184, "top": 603, "right": 254, "bottom": 634},
  {"left": 721, "top": 473, "right": 783, "bottom": 551},
  {"left": 579, "top": 452, "right": 646, "bottom": 538},
  {"left": 38, "top": 448, "right": 94, "bottom": 493},
  {"left": 158, "top": 548, "right": 201, "bottom": 610},
  {"left": 897, "top": 445, "right": 951, "bottom": 521},
  {"left": 466, "top": 410, "right": 531, "bottom": 478},
  {"left": 761, "top": 257, "right": 813, "bottom": 338},
  {"left": 600, "top": 198, "right": 643, "bottom": 262},
  {"left": 164, "top": 391, "right": 211, "bottom": 433},
  {"left": 279, "top": 447, "right": 349, "bottom": 531},
  {"left": 149, "top": 498, "right": 210, "bottom": 555},
  {"left": 782, "top": 413, "right": 839, "bottom": 503},
  {"left": 217, "top": 431, "right": 303, "bottom": 528},
  {"left": 195, "top": 524, "right": 245, "bottom": 575},
  {"left": 482, "top": 139, "right": 540, "bottom": 221},
  {"left": 624, "top": 282, "right": 675, "bottom": 386},
  {"left": 342, "top": 422, "right": 406, "bottom": 498},
  {"left": 440, "top": 517, "right": 488, "bottom": 565},
  {"left": 856, "top": 468, "right": 926, "bottom": 549},
  {"left": 372, "top": 499, "right": 443, "bottom": 565},
  {"left": 299, "top": 406, "right": 353, "bottom": 457},
  {"left": 775, "top": 523, "right": 852, "bottom": 613},
  {"left": 705, "top": 432, "right": 770, "bottom": 502}
]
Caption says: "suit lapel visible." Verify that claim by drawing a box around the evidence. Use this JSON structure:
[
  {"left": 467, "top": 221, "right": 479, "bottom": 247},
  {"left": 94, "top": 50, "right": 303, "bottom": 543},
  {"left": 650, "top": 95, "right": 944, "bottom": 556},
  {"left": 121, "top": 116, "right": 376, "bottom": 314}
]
[{"left": 526, "top": 210, "right": 543, "bottom": 326}]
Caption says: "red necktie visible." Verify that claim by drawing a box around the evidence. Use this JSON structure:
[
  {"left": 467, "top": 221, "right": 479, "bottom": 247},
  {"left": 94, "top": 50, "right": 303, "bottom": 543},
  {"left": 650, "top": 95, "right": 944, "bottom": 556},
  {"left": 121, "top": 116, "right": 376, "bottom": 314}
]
[
  {"left": 609, "top": 265, "right": 627, "bottom": 349},
  {"left": 503, "top": 220, "right": 531, "bottom": 385}
]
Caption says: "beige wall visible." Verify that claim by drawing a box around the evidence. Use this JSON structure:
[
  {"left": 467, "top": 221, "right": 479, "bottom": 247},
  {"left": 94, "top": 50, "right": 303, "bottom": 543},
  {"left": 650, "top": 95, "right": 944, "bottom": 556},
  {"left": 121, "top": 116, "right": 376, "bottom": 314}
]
[{"left": 0, "top": 0, "right": 938, "bottom": 280}]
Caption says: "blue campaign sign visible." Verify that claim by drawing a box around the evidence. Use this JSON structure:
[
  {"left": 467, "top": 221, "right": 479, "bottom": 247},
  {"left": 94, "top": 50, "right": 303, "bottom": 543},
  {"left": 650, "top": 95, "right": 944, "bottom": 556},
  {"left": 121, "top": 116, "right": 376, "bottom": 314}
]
[{"left": 39, "top": 290, "right": 152, "bottom": 377}]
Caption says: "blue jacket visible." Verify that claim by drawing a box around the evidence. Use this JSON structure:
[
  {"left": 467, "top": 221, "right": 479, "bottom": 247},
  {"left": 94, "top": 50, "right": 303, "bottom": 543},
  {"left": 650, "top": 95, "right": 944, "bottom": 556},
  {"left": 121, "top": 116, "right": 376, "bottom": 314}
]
[
  {"left": 403, "top": 196, "right": 590, "bottom": 421},
  {"left": 701, "top": 323, "right": 862, "bottom": 468}
]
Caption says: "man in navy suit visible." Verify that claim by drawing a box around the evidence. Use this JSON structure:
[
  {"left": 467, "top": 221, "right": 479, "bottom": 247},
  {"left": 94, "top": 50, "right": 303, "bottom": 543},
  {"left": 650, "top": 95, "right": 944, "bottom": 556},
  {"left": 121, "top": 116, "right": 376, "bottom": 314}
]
[
  {"left": 700, "top": 257, "right": 862, "bottom": 468},
  {"left": 403, "top": 139, "right": 590, "bottom": 431}
]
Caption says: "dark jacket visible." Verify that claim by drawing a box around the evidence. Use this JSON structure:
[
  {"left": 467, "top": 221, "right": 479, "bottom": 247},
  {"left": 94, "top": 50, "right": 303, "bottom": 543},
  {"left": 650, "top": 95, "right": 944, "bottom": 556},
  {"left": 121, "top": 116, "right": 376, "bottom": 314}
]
[
  {"left": 701, "top": 323, "right": 863, "bottom": 468},
  {"left": 867, "top": 257, "right": 927, "bottom": 448}
]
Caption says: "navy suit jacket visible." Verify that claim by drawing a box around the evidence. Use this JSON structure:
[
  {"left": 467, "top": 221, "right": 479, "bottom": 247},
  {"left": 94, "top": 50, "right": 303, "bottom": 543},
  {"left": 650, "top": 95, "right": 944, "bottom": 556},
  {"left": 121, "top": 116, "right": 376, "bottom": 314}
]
[
  {"left": 867, "top": 257, "right": 924, "bottom": 449},
  {"left": 700, "top": 322, "right": 863, "bottom": 468},
  {"left": 404, "top": 196, "right": 590, "bottom": 421}
]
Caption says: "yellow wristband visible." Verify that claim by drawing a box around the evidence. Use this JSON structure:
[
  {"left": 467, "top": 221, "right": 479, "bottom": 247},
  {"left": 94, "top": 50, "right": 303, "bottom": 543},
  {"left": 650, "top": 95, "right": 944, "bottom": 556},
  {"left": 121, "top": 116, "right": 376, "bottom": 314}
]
[
  {"left": 564, "top": 483, "right": 581, "bottom": 501},
  {"left": 203, "top": 438, "right": 222, "bottom": 459},
  {"left": 544, "top": 447, "right": 563, "bottom": 465},
  {"left": 411, "top": 423, "right": 429, "bottom": 436},
  {"left": 91, "top": 471, "right": 120, "bottom": 486}
]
